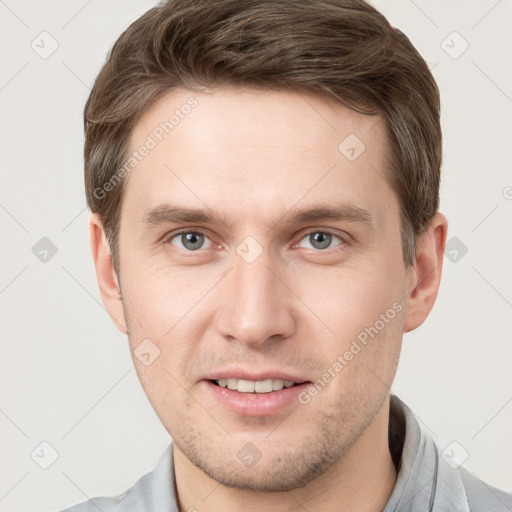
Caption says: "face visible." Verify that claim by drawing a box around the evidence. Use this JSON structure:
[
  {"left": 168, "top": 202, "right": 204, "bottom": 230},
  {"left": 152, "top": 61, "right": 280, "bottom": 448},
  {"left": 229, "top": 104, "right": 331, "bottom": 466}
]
[{"left": 114, "top": 87, "right": 411, "bottom": 491}]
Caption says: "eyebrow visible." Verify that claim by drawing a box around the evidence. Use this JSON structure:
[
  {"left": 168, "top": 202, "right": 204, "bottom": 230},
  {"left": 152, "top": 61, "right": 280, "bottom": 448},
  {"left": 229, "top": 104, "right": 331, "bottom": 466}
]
[
  {"left": 140, "top": 204, "right": 232, "bottom": 229},
  {"left": 139, "top": 202, "right": 373, "bottom": 230},
  {"left": 286, "top": 204, "right": 373, "bottom": 226}
]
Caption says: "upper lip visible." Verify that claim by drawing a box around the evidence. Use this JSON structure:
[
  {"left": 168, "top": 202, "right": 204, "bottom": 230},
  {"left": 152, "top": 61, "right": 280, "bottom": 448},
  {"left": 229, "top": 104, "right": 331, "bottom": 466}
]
[{"left": 203, "top": 369, "right": 310, "bottom": 384}]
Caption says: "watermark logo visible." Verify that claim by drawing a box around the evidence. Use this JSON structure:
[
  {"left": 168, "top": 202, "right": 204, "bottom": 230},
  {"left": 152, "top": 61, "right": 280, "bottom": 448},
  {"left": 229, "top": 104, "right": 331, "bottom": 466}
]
[
  {"left": 236, "top": 236, "right": 264, "bottom": 264},
  {"left": 444, "top": 236, "right": 468, "bottom": 263},
  {"left": 31, "top": 31, "right": 59, "bottom": 59},
  {"left": 441, "top": 31, "right": 469, "bottom": 60},
  {"left": 441, "top": 441, "right": 469, "bottom": 469},
  {"left": 32, "top": 237, "right": 58, "bottom": 263},
  {"left": 338, "top": 134, "right": 366, "bottom": 162},
  {"left": 237, "top": 442, "right": 262, "bottom": 468},
  {"left": 133, "top": 338, "right": 161, "bottom": 366},
  {"left": 31, "top": 441, "right": 59, "bottom": 469}
]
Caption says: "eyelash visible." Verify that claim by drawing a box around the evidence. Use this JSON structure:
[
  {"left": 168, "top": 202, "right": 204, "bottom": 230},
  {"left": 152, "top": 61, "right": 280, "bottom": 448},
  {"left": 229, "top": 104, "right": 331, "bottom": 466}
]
[{"left": 164, "top": 229, "right": 348, "bottom": 254}]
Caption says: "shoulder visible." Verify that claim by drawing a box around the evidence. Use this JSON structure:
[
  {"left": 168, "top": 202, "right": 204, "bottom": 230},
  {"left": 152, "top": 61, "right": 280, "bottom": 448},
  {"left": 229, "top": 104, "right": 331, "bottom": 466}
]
[
  {"left": 56, "top": 470, "right": 155, "bottom": 512},
  {"left": 56, "top": 494, "right": 124, "bottom": 512},
  {"left": 387, "top": 395, "right": 512, "bottom": 512},
  {"left": 55, "top": 443, "right": 176, "bottom": 512},
  {"left": 457, "top": 467, "right": 512, "bottom": 512}
]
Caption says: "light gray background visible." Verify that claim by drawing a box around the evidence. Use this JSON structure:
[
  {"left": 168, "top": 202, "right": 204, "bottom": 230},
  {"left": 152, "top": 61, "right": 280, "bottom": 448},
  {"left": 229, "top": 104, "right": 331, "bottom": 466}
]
[{"left": 0, "top": 1, "right": 511, "bottom": 510}]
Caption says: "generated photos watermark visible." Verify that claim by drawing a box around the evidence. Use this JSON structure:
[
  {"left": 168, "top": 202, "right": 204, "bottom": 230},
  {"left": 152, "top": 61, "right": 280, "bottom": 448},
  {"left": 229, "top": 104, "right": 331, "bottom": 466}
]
[
  {"left": 298, "top": 301, "right": 403, "bottom": 405},
  {"left": 93, "top": 96, "right": 198, "bottom": 200}
]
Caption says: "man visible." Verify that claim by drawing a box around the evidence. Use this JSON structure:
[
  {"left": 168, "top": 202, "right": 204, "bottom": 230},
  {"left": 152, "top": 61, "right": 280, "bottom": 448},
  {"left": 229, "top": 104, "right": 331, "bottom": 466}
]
[{"left": 59, "top": 0, "right": 511, "bottom": 511}]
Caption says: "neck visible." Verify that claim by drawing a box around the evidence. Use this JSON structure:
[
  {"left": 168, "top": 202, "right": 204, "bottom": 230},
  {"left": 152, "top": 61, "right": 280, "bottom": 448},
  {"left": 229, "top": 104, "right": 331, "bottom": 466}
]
[{"left": 173, "top": 396, "right": 396, "bottom": 512}]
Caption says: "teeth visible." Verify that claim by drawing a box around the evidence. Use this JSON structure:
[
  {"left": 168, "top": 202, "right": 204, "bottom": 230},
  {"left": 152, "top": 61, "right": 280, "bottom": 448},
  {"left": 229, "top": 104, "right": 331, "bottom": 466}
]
[
  {"left": 237, "top": 379, "right": 255, "bottom": 393},
  {"left": 216, "top": 378, "right": 298, "bottom": 393},
  {"left": 226, "top": 378, "right": 238, "bottom": 390},
  {"left": 255, "top": 379, "right": 273, "bottom": 393},
  {"left": 272, "top": 379, "right": 284, "bottom": 390}
]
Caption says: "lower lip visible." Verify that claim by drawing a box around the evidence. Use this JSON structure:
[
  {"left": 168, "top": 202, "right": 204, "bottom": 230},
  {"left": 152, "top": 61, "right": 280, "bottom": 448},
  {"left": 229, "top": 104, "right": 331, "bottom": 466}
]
[{"left": 203, "top": 380, "right": 310, "bottom": 416}]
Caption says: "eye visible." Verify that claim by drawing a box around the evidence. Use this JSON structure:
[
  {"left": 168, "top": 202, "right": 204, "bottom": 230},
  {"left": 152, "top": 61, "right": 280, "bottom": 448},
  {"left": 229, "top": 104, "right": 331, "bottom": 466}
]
[
  {"left": 168, "top": 231, "right": 212, "bottom": 251},
  {"left": 298, "top": 231, "right": 344, "bottom": 251}
]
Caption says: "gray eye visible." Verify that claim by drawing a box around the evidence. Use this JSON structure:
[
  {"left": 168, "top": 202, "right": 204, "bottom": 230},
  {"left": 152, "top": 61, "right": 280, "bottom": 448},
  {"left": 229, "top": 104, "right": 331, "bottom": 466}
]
[
  {"left": 171, "top": 232, "right": 211, "bottom": 251},
  {"left": 309, "top": 232, "right": 332, "bottom": 250},
  {"left": 299, "top": 232, "right": 342, "bottom": 251}
]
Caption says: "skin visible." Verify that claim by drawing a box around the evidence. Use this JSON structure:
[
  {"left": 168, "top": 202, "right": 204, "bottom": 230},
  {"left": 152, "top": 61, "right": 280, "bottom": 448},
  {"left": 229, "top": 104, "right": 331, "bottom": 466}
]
[{"left": 90, "top": 87, "right": 447, "bottom": 512}]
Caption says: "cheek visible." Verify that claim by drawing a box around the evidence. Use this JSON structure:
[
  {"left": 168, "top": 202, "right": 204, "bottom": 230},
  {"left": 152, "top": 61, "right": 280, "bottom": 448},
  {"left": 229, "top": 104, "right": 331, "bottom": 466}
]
[
  {"left": 122, "top": 258, "right": 224, "bottom": 340},
  {"left": 130, "top": 344, "right": 195, "bottom": 424},
  {"left": 122, "top": 269, "right": 207, "bottom": 400},
  {"left": 295, "top": 261, "right": 405, "bottom": 336},
  {"left": 293, "top": 261, "right": 406, "bottom": 392}
]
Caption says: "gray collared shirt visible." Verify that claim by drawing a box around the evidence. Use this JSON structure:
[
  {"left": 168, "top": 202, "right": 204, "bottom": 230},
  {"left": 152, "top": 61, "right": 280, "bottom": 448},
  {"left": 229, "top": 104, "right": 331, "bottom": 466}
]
[{"left": 58, "top": 395, "right": 512, "bottom": 511}]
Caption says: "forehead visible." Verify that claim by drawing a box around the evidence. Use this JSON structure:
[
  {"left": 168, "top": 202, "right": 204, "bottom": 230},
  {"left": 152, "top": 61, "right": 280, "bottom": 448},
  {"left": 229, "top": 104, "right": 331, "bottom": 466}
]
[
  {"left": 131, "top": 86, "right": 385, "bottom": 154},
  {"left": 122, "top": 86, "right": 394, "bottom": 226}
]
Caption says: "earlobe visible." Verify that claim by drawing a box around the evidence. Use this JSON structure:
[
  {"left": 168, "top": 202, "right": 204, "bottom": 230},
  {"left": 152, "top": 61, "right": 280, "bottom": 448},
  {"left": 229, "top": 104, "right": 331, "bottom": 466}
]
[
  {"left": 403, "top": 213, "right": 448, "bottom": 333},
  {"left": 89, "top": 214, "right": 128, "bottom": 334}
]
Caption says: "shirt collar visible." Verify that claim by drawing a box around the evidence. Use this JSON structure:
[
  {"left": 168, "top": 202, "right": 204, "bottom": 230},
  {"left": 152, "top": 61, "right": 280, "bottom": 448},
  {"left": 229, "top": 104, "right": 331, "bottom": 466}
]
[{"left": 383, "top": 394, "right": 471, "bottom": 512}]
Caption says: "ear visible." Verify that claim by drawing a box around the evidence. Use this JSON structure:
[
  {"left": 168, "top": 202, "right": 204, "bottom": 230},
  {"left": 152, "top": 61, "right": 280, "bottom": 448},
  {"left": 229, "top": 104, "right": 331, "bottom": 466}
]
[
  {"left": 403, "top": 212, "right": 448, "bottom": 333},
  {"left": 89, "top": 214, "right": 128, "bottom": 334}
]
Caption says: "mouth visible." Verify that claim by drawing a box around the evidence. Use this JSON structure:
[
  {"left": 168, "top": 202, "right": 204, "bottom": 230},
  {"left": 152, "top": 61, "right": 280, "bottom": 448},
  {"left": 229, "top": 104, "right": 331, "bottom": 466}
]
[
  {"left": 209, "top": 378, "right": 301, "bottom": 393},
  {"left": 204, "top": 376, "right": 311, "bottom": 416}
]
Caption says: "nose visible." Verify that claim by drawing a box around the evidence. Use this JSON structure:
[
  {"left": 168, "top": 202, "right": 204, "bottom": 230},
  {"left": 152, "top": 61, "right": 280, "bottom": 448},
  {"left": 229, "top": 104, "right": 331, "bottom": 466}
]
[{"left": 215, "top": 248, "right": 296, "bottom": 348}]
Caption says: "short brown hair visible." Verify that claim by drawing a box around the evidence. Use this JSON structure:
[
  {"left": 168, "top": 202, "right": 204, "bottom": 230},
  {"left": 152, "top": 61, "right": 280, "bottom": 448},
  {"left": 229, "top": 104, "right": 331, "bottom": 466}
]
[{"left": 84, "top": 0, "right": 441, "bottom": 274}]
